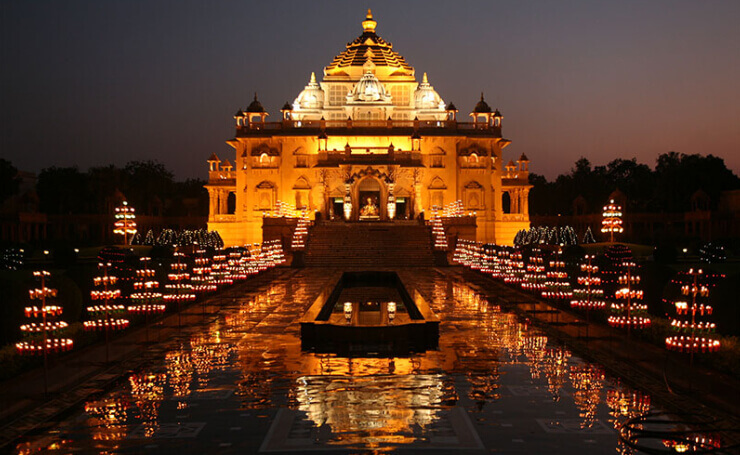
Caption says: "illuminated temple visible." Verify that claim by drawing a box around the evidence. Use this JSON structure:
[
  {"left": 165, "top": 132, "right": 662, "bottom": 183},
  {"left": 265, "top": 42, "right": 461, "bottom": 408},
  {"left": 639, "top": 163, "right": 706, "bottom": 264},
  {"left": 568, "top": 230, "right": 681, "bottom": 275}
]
[{"left": 206, "top": 10, "right": 531, "bottom": 247}]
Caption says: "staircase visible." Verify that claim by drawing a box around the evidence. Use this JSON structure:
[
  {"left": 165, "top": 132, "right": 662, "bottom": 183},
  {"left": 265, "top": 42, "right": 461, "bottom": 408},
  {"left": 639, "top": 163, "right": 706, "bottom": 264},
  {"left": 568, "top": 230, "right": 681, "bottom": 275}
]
[{"left": 304, "top": 222, "right": 436, "bottom": 267}]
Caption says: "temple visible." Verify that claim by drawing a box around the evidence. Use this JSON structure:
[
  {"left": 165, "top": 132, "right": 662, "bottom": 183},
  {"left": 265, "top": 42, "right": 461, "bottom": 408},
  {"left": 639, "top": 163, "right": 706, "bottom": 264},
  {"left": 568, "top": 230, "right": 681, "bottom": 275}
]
[{"left": 206, "top": 10, "right": 531, "bottom": 247}]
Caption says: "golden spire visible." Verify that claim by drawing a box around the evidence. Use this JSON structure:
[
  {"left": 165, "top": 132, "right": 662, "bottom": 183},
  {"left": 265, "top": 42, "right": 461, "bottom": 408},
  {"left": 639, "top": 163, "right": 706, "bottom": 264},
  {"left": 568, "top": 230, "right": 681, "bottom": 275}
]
[{"left": 362, "top": 8, "right": 377, "bottom": 33}]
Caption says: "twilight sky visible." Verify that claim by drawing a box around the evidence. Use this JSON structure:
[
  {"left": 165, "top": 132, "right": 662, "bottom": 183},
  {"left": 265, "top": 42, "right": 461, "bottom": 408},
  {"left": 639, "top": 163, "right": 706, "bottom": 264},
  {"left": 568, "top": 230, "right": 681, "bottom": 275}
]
[{"left": 2, "top": 0, "right": 739, "bottom": 180}]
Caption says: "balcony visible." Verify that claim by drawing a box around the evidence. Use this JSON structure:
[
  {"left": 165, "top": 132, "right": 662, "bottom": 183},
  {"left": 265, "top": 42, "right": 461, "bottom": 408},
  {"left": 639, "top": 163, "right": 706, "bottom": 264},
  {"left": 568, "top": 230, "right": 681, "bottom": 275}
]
[{"left": 235, "top": 119, "right": 502, "bottom": 138}]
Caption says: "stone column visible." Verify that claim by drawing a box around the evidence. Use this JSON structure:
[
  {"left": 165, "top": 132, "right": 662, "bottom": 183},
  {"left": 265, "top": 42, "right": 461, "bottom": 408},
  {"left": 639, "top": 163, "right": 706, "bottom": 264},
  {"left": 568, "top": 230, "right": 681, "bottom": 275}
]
[{"left": 414, "top": 183, "right": 423, "bottom": 216}]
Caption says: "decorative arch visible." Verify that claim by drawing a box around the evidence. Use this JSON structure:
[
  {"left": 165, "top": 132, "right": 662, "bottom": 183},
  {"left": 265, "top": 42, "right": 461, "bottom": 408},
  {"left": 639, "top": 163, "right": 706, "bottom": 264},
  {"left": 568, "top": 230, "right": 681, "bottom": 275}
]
[
  {"left": 250, "top": 143, "right": 280, "bottom": 156},
  {"left": 502, "top": 191, "right": 512, "bottom": 214},
  {"left": 428, "top": 176, "right": 447, "bottom": 190},
  {"left": 463, "top": 180, "right": 484, "bottom": 210},
  {"left": 293, "top": 176, "right": 312, "bottom": 210},
  {"left": 292, "top": 176, "right": 312, "bottom": 190},
  {"left": 255, "top": 181, "right": 276, "bottom": 211},
  {"left": 349, "top": 166, "right": 391, "bottom": 184}
]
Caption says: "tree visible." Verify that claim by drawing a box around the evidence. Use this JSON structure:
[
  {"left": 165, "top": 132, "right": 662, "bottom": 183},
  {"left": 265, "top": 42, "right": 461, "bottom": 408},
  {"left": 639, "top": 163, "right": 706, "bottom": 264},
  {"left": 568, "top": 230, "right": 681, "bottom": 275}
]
[
  {"left": 0, "top": 159, "right": 20, "bottom": 203},
  {"left": 123, "top": 160, "right": 174, "bottom": 216},
  {"left": 87, "top": 165, "right": 126, "bottom": 214},
  {"left": 653, "top": 152, "right": 740, "bottom": 212},
  {"left": 605, "top": 158, "right": 654, "bottom": 212},
  {"left": 37, "top": 166, "right": 88, "bottom": 214}
]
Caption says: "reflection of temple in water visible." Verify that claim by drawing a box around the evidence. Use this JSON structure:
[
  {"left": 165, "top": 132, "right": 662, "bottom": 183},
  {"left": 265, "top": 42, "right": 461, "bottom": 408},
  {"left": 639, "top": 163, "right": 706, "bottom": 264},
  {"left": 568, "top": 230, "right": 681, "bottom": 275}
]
[
  {"left": 293, "top": 357, "right": 457, "bottom": 447},
  {"left": 206, "top": 10, "right": 531, "bottom": 246}
]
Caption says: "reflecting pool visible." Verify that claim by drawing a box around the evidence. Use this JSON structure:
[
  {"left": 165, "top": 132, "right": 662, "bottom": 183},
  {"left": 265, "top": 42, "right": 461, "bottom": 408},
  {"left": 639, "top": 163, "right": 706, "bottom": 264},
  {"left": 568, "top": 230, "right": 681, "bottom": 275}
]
[{"left": 15, "top": 268, "right": 665, "bottom": 454}]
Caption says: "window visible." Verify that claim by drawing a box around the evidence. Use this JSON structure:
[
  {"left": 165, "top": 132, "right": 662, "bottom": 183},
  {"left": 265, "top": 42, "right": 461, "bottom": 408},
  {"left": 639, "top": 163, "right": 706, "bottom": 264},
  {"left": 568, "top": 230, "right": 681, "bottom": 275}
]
[
  {"left": 431, "top": 155, "right": 443, "bottom": 168},
  {"left": 391, "top": 86, "right": 409, "bottom": 105},
  {"left": 296, "top": 156, "right": 308, "bottom": 168},
  {"left": 356, "top": 111, "right": 382, "bottom": 120},
  {"left": 329, "top": 85, "right": 347, "bottom": 106}
]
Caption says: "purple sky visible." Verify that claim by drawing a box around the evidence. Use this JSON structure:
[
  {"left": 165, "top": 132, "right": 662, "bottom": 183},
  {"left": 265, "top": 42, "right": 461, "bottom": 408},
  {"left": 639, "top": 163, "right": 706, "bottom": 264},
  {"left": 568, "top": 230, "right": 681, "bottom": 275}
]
[{"left": 2, "top": 1, "right": 739, "bottom": 180}]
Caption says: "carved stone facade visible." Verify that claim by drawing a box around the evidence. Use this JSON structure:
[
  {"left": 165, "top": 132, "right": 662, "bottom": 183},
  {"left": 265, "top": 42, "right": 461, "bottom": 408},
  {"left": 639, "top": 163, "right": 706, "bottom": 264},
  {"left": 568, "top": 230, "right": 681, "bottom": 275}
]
[{"left": 206, "top": 10, "right": 531, "bottom": 246}]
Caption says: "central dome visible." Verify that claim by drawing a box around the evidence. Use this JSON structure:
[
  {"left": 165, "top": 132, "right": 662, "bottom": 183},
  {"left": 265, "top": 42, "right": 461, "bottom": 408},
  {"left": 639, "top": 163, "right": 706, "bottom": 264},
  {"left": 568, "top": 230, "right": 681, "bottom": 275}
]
[
  {"left": 350, "top": 70, "right": 391, "bottom": 102},
  {"left": 324, "top": 9, "right": 414, "bottom": 79}
]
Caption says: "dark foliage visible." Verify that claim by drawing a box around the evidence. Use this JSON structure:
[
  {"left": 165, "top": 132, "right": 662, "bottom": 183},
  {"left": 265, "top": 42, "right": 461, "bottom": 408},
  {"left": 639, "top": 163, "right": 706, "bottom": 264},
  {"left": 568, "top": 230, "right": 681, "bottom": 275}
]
[
  {"left": 529, "top": 153, "right": 740, "bottom": 215},
  {"left": 34, "top": 160, "right": 207, "bottom": 217}
]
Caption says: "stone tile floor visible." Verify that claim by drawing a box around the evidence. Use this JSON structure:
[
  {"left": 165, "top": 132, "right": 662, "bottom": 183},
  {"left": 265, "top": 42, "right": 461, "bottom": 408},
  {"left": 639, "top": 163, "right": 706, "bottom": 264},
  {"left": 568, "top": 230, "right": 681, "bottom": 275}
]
[{"left": 9, "top": 267, "right": 710, "bottom": 454}]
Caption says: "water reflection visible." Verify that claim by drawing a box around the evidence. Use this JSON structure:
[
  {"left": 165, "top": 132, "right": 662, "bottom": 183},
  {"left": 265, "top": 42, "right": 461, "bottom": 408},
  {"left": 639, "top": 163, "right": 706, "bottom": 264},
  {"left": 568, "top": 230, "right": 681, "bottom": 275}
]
[
  {"left": 569, "top": 363, "right": 606, "bottom": 429},
  {"left": 129, "top": 373, "right": 165, "bottom": 438},
  {"left": 294, "top": 371, "right": 456, "bottom": 448}
]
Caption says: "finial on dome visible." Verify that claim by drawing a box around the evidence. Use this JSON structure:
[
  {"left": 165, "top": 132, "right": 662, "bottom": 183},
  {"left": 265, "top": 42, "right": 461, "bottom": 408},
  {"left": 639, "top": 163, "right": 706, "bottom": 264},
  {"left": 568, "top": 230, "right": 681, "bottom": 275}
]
[
  {"left": 362, "top": 9, "right": 377, "bottom": 32},
  {"left": 310, "top": 72, "right": 316, "bottom": 84},
  {"left": 422, "top": 72, "right": 428, "bottom": 84}
]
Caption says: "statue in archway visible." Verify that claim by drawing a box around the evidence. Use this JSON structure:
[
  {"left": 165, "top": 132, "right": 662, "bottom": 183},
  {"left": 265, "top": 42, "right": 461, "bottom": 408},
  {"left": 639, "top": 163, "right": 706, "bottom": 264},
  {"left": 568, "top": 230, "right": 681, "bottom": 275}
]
[{"left": 360, "top": 197, "right": 379, "bottom": 217}]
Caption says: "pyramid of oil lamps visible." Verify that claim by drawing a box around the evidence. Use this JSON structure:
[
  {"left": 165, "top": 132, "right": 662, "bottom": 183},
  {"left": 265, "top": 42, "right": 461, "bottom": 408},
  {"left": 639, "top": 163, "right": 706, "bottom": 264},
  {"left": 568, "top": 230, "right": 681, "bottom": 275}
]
[
  {"left": 542, "top": 249, "right": 573, "bottom": 301},
  {"left": 571, "top": 254, "right": 606, "bottom": 310},
  {"left": 226, "top": 250, "right": 249, "bottom": 282},
  {"left": 266, "top": 239, "right": 287, "bottom": 267},
  {"left": 84, "top": 262, "right": 129, "bottom": 332},
  {"left": 665, "top": 268, "right": 720, "bottom": 353},
  {"left": 164, "top": 252, "right": 196, "bottom": 306},
  {"left": 521, "top": 249, "right": 547, "bottom": 292},
  {"left": 190, "top": 251, "right": 217, "bottom": 294},
  {"left": 452, "top": 239, "right": 472, "bottom": 265},
  {"left": 503, "top": 250, "right": 526, "bottom": 284},
  {"left": 601, "top": 199, "right": 624, "bottom": 242},
  {"left": 432, "top": 217, "right": 448, "bottom": 250},
  {"left": 17, "top": 270, "right": 73, "bottom": 355},
  {"left": 291, "top": 216, "right": 310, "bottom": 250},
  {"left": 128, "top": 257, "right": 165, "bottom": 315},
  {"left": 209, "top": 253, "right": 233, "bottom": 288},
  {"left": 607, "top": 261, "right": 650, "bottom": 330},
  {"left": 113, "top": 200, "right": 137, "bottom": 245}
]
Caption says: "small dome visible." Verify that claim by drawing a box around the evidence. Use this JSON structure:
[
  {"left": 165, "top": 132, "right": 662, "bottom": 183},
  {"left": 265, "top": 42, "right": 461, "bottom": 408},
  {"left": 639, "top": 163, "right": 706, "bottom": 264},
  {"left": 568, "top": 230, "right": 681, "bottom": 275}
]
[
  {"left": 494, "top": 109, "right": 502, "bottom": 117},
  {"left": 473, "top": 93, "right": 492, "bottom": 113},
  {"left": 414, "top": 72, "right": 445, "bottom": 110},
  {"left": 293, "top": 72, "right": 325, "bottom": 109},
  {"left": 519, "top": 153, "right": 529, "bottom": 162},
  {"left": 234, "top": 109, "right": 245, "bottom": 117},
  {"left": 351, "top": 70, "right": 390, "bottom": 102},
  {"left": 281, "top": 101, "right": 292, "bottom": 111},
  {"left": 446, "top": 102, "right": 458, "bottom": 111},
  {"left": 246, "top": 93, "right": 266, "bottom": 113}
]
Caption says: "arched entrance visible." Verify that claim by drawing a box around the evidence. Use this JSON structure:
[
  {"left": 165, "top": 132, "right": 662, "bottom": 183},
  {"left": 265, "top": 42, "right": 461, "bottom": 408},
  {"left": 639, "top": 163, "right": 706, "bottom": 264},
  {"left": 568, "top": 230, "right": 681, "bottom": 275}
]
[{"left": 356, "top": 177, "right": 383, "bottom": 220}]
